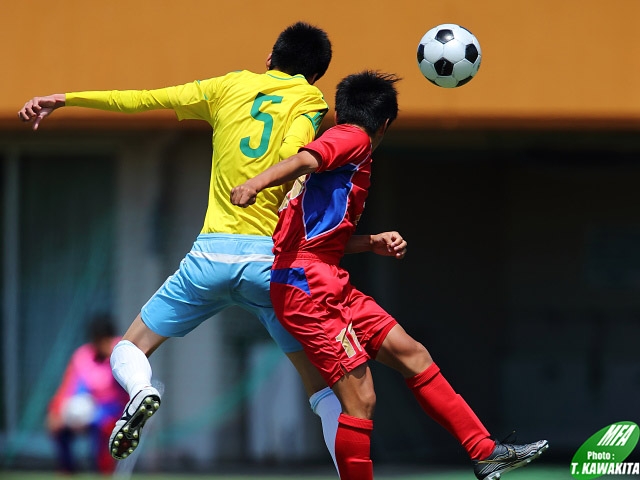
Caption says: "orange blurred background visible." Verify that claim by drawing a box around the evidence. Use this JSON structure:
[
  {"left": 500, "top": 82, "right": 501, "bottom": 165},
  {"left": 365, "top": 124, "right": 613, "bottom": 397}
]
[{"left": 3, "top": 0, "right": 640, "bottom": 128}]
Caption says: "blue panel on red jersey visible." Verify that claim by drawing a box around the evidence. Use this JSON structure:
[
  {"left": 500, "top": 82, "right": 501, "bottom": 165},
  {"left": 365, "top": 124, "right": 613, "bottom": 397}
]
[{"left": 303, "top": 164, "right": 356, "bottom": 240}]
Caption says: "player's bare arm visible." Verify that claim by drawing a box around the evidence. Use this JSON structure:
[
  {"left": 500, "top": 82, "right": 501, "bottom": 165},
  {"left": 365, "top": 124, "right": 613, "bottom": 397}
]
[
  {"left": 346, "top": 232, "right": 407, "bottom": 259},
  {"left": 18, "top": 93, "right": 66, "bottom": 130},
  {"left": 230, "top": 149, "right": 322, "bottom": 207}
]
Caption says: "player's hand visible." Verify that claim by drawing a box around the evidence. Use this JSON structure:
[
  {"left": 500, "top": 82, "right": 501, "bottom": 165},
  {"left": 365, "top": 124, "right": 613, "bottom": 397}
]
[
  {"left": 18, "top": 94, "right": 65, "bottom": 131},
  {"left": 230, "top": 182, "right": 258, "bottom": 208},
  {"left": 370, "top": 231, "right": 407, "bottom": 259}
]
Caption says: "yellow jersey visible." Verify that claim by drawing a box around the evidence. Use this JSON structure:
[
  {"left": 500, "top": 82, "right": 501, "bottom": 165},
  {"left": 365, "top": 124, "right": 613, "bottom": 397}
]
[{"left": 66, "top": 70, "right": 328, "bottom": 236}]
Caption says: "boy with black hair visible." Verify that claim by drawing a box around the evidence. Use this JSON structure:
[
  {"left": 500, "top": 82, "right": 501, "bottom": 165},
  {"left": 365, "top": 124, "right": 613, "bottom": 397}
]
[
  {"left": 231, "top": 70, "right": 549, "bottom": 480},
  {"left": 47, "top": 314, "right": 128, "bottom": 474},
  {"left": 19, "top": 21, "right": 346, "bottom": 466}
]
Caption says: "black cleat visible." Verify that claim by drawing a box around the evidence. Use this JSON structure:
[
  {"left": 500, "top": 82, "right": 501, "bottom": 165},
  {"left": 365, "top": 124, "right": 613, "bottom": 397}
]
[
  {"left": 109, "top": 387, "right": 161, "bottom": 460},
  {"left": 473, "top": 439, "right": 549, "bottom": 479}
]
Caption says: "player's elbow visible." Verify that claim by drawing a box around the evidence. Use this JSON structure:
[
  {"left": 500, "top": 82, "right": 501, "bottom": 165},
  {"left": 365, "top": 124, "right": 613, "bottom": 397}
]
[{"left": 294, "top": 150, "right": 321, "bottom": 173}]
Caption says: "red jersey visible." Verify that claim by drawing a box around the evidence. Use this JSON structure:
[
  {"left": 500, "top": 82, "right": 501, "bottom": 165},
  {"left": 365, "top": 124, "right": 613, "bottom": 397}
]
[
  {"left": 269, "top": 125, "right": 397, "bottom": 387},
  {"left": 272, "top": 124, "right": 372, "bottom": 265}
]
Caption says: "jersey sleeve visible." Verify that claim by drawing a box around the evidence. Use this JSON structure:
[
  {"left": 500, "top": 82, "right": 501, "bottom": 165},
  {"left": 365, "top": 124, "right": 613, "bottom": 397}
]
[
  {"left": 169, "top": 77, "right": 223, "bottom": 121},
  {"left": 302, "top": 126, "right": 370, "bottom": 172},
  {"left": 65, "top": 77, "right": 223, "bottom": 122},
  {"left": 66, "top": 89, "right": 177, "bottom": 113}
]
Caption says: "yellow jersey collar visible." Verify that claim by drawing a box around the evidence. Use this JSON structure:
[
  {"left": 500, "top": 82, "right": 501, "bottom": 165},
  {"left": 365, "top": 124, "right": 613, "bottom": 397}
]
[{"left": 266, "top": 70, "right": 307, "bottom": 82}]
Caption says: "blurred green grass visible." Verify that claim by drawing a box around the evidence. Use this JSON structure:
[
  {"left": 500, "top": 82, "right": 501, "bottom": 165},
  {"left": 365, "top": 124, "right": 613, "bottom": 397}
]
[{"left": 0, "top": 466, "right": 580, "bottom": 480}]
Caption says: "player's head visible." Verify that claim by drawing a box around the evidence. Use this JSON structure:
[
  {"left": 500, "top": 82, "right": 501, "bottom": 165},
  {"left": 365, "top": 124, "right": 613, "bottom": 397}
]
[
  {"left": 88, "top": 313, "right": 117, "bottom": 359},
  {"left": 269, "top": 22, "right": 332, "bottom": 84},
  {"left": 335, "top": 71, "right": 400, "bottom": 139}
]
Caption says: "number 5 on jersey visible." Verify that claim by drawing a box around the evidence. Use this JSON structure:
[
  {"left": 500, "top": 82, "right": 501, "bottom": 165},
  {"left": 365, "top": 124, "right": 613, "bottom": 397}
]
[{"left": 240, "top": 93, "right": 283, "bottom": 158}]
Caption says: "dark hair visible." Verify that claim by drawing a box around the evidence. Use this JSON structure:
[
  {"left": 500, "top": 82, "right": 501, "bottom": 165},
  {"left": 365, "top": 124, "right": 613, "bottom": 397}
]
[
  {"left": 335, "top": 71, "right": 400, "bottom": 136},
  {"left": 270, "top": 22, "right": 332, "bottom": 82},
  {"left": 88, "top": 313, "right": 116, "bottom": 342}
]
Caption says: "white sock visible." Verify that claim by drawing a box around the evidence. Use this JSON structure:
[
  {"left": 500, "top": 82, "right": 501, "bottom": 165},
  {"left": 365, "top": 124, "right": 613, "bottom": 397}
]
[
  {"left": 309, "top": 386, "right": 341, "bottom": 474},
  {"left": 110, "top": 340, "right": 154, "bottom": 399}
]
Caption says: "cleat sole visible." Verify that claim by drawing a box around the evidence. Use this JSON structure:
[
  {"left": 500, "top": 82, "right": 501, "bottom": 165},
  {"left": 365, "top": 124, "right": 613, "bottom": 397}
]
[{"left": 109, "top": 392, "right": 161, "bottom": 460}]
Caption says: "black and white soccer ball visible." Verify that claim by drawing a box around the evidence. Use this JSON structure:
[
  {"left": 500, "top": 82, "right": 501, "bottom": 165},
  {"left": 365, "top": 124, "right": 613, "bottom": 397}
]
[{"left": 417, "top": 24, "right": 482, "bottom": 88}]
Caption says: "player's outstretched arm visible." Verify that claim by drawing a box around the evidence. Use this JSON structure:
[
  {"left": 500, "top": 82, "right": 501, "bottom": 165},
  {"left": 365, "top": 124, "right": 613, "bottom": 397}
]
[
  {"left": 18, "top": 94, "right": 66, "bottom": 130},
  {"left": 346, "top": 231, "right": 407, "bottom": 259},
  {"left": 231, "top": 150, "right": 322, "bottom": 208}
]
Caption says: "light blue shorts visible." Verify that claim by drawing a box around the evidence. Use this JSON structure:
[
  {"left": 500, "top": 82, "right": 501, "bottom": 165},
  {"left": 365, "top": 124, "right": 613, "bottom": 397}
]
[{"left": 141, "top": 233, "right": 302, "bottom": 353}]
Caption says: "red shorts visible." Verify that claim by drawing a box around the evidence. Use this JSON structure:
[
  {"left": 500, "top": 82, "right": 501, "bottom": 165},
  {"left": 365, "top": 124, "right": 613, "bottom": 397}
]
[{"left": 271, "top": 252, "right": 398, "bottom": 387}]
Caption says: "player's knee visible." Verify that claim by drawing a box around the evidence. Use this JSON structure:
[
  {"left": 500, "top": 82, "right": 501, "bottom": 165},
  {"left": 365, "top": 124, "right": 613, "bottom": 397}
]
[
  {"left": 360, "top": 388, "right": 377, "bottom": 417},
  {"left": 342, "top": 388, "right": 376, "bottom": 419},
  {"left": 405, "top": 340, "right": 433, "bottom": 373},
  {"left": 413, "top": 340, "right": 432, "bottom": 362}
]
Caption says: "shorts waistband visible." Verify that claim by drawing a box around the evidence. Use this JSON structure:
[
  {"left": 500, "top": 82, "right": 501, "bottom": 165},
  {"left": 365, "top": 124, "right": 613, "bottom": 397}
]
[
  {"left": 273, "top": 251, "right": 339, "bottom": 266},
  {"left": 196, "top": 233, "right": 272, "bottom": 243}
]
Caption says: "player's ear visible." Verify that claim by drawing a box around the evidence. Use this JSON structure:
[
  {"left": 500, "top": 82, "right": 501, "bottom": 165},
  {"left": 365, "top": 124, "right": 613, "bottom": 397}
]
[
  {"left": 378, "top": 118, "right": 390, "bottom": 135},
  {"left": 371, "top": 119, "right": 390, "bottom": 151},
  {"left": 266, "top": 53, "right": 272, "bottom": 70}
]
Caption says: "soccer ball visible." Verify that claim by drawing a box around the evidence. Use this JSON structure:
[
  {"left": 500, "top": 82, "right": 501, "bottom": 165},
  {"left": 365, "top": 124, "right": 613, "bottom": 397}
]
[
  {"left": 62, "top": 393, "right": 96, "bottom": 428},
  {"left": 417, "top": 24, "right": 482, "bottom": 88}
]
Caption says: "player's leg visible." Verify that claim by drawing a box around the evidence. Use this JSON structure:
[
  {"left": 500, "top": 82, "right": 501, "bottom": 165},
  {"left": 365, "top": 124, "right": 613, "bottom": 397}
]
[
  {"left": 52, "top": 427, "right": 75, "bottom": 473},
  {"left": 111, "top": 314, "right": 166, "bottom": 397},
  {"left": 346, "top": 290, "right": 501, "bottom": 469},
  {"left": 109, "top": 316, "right": 164, "bottom": 459},
  {"left": 109, "top": 236, "right": 225, "bottom": 460},
  {"left": 270, "top": 261, "right": 376, "bottom": 480},
  {"left": 373, "top": 322, "right": 433, "bottom": 376},
  {"left": 285, "top": 350, "right": 341, "bottom": 471},
  {"left": 330, "top": 363, "right": 376, "bottom": 480},
  {"left": 239, "top": 237, "right": 341, "bottom": 472},
  {"left": 92, "top": 422, "right": 117, "bottom": 473},
  {"left": 285, "top": 350, "right": 327, "bottom": 397},
  {"left": 376, "top": 324, "right": 494, "bottom": 459},
  {"left": 258, "top": 313, "right": 341, "bottom": 471},
  {"left": 376, "top": 324, "right": 548, "bottom": 479}
]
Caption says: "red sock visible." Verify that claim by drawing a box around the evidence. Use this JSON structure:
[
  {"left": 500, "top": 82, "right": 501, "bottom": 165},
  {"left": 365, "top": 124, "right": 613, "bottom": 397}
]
[
  {"left": 335, "top": 413, "right": 374, "bottom": 480},
  {"left": 406, "top": 363, "right": 495, "bottom": 460},
  {"left": 97, "top": 423, "right": 117, "bottom": 473}
]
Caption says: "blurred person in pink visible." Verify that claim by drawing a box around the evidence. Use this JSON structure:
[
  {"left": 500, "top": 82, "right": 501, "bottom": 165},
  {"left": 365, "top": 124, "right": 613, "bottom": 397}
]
[{"left": 47, "top": 314, "right": 128, "bottom": 474}]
